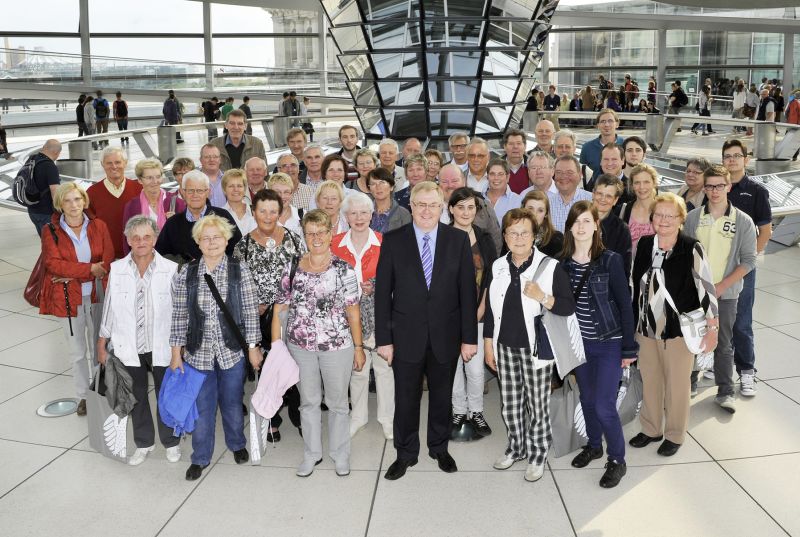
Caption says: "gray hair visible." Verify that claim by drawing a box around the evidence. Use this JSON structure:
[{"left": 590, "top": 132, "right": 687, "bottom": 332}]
[
  {"left": 378, "top": 138, "right": 399, "bottom": 152},
  {"left": 277, "top": 153, "right": 300, "bottom": 165},
  {"left": 181, "top": 169, "right": 210, "bottom": 188},
  {"left": 244, "top": 156, "right": 267, "bottom": 170},
  {"left": 448, "top": 132, "right": 470, "bottom": 146},
  {"left": 354, "top": 148, "right": 378, "bottom": 166},
  {"left": 686, "top": 157, "right": 712, "bottom": 172},
  {"left": 527, "top": 150, "right": 555, "bottom": 168},
  {"left": 553, "top": 129, "right": 576, "bottom": 144},
  {"left": 467, "top": 137, "right": 489, "bottom": 151},
  {"left": 124, "top": 215, "right": 159, "bottom": 238},
  {"left": 342, "top": 191, "right": 374, "bottom": 214},
  {"left": 303, "top": 143, "right": 323, "bottom": 157},
  {"left": 101, "top": 146, "right": 126, "bottom": 163}
]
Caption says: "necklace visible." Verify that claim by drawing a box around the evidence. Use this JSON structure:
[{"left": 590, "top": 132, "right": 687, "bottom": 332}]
[
  {"left": 256, "top": 227, "right": 278, "bottom": 250},
  {"left": 307, "top": 253, "right": 330, "bottom": 271}
]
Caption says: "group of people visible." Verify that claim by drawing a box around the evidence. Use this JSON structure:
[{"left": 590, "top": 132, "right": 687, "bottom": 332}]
[{"left": 29, "top": 107, "right": 770, "bottom": 491}]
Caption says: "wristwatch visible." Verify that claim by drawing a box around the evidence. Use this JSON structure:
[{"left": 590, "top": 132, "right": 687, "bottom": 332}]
[
  {"left": 248, "top": 343, "right": 260, "bottom": 349},
  {"left": 539, "top": 293, "right": 550, "bottom": 305}
]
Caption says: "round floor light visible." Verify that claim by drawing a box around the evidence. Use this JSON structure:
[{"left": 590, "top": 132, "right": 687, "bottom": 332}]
[{"left": 36, "top": 398, "right": 79, "bottom": 417}]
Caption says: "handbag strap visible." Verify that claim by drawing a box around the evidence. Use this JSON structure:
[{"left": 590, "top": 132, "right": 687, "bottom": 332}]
[
  {"left": 570, "top": 259, "right": 597, "bottom": 300},
  {"left": 203, "top": 272, "right": 248, "bottom": 353}
]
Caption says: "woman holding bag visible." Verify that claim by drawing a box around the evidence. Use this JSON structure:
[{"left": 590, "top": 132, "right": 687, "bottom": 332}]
[
  {"left": 484, "top": 208, "right": 575, "bottom": 482},
  {"left": 560, "top": 201, "right": 637, "bottom": 488},
  {"left": 629, "top": 192, "right": 718, "bottom": 457},
  {"left": 40, "top": 182, "right": 114, "bottom": 416}
]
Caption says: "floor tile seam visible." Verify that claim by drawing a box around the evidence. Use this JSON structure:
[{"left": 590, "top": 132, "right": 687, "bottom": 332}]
[
  {"left": 714, "top": 450, "right": 800, "bottom": 464},
  {"left": 760, "top": 380, "right": 800, "bottom": 406},
  {"left": 757, "top": 374, "right": 800, "bottom": 381},
  {"left": 363, "top": 439, "right": 387, "bottom": 537},
  {"left": 756, "top": 287, "right": 800, "bottom": 305},
  {"left": 0, "top": 363, "right": 68, "bottom": 376},
  {"left": 545, "top": 462, "right": 578, "bottom": 537},
  {"left": 686, "top": 430, "right": 793, "bottom": 537},
  {"left": 0, "top": 435, "right": 74, "bottom": 450},
  {"left": 0, "top": 372, "right": 60, "bottom": 405},
  {"left": 0, "top": 434, "right": 83, "bottom": 502},
  {"left": 0, "top": 326, "right": 63, "bottom": 354},
  {"left": 0, "top": 261, "right": 29, "bottom": 272},
  {"left": 153, "top": 449, "right": 228, "bottom": 537}
]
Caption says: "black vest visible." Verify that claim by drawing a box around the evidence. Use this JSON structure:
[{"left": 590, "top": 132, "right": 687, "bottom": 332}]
[
  {"left": 185, "top": 258, "right": 244, "bottom": 355},
  {"left": 757, "top": 97, "right": 776, "bottom": 121}
]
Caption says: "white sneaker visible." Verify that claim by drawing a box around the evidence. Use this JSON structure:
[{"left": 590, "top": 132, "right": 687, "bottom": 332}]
[
  {"left": 740, "top": 372, "right": 757, "bottom": 397},
  {"left": 166, "top": 445, "right": 182, "bottom": 463},
  {"left": 524, "top": 462, "right": 545, "bottom": 482},
  {"left": 493, "top": 454, "right": 520, "bottom": 470},
  {"left": 703, "top": 370, "right": 716, "bottom": 381},
  {"left": 128, "top": 445, "right": 154, "bottom": 466}
]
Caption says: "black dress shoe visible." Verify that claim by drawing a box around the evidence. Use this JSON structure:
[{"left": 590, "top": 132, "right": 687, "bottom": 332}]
[
  {"left": 384, "top": 458, "right": 418, "bottom": 480},
  {"left": 599, "top": 460, "right": 627, "bottom": 488},
  {"left": 629, "top": 432, "right": 663, "bottom": 448},
  {"left": 267, "top": 428, "right": 281, "bottom": 443},
  {"left": 429, "top": 451, "right": 458, "bottom": 473},
  {"left": 242, "top": 403, "right": 248, "bottom": 416},
  {"left": 571, "top": 445, "right": 604, "bottom": 468},
  {"left": 233, "top": 448, "right": 249, "bottom": 464},
  {"left": 657, "top": 439, "right": 681, "bottom": 457},
  {"left": 185, "top": 463, "right": 208, "bottom": 481}
]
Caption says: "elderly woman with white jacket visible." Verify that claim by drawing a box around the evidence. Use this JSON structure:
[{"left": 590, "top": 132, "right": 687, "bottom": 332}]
[
  {"left": 483, "top": 208, "right": 575, "bottom": 483},
  {"left": 97, "top": 215, "right": 180, "bottom": 467}
]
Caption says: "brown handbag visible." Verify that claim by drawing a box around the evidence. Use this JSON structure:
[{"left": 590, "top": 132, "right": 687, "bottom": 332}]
[{"left": 24, "top": 223, "right": 58, "bottom": 308}]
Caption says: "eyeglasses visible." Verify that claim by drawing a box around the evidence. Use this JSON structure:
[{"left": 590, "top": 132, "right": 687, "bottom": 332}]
[
  {"left": 723, "top": 154, "right": 745, "bottom": 160},
  {"left": 450, "top": 144, "right": 467, "bottom": 150},
  {"left": 593, "top": 192, "right": 617, "bottom": 201},
  {"left": 505, "top": 231, "right": 533, "bottom": 239},
  {"left": 555, "top": 170, "right": 578, "bottom": 177},
  {"left": 413, "top": 202, "right": 442, "bottom": 211},
  {"left": 528, "top": 166, "right": 549, "bottom": 172},
  {"left": 184, "top": 188, "right": 209, "bottom": 195},
  {"left": 279, "top": 163, "right": 299, "bottom": 169},
  {"left": 199, "top": 235, "right": 225, "bottom": 244},
  {"left": 685, "top": 169, "right": 703, "bottom": 175},
  {"left": 652, "top": 213, "right": 679, "bottom": 221},
  {"left": 703, "top": 183, "right": 728, "bottom": 192},
  {"left": 467, "top": 153, "right": 488, "bottom": 159},
  {"left": 304, "top": 230, "right": 330, "bottom": 240}
]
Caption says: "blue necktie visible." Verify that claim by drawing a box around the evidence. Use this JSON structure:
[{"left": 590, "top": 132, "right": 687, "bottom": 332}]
[{"left": 421, "top": 233, "right": 432, "bottom": 289}]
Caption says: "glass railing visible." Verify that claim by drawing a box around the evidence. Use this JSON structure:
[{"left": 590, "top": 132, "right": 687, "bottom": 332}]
[
  {"left": 0, "top": 48, "right": 349, "bottom": 94},
  {"left": 557, "top": 1, "right": 799, "bottom": 19}
]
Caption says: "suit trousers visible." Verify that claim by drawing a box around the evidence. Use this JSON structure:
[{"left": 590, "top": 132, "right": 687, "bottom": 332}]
[
  {"left": 637, "top": 334, "right": 694, "bottom": 444},
  {"left": 350, "top": 335, "right": 394, "bottom": 437},
  {"left": 123, "top": 352, "right": 179, "bottom": 449},
  {"left": 392, "top": 338, "right": 457, "bottom": 461},
  {"left": 59, "top": 295, "right": 100, "bottom": 399}
]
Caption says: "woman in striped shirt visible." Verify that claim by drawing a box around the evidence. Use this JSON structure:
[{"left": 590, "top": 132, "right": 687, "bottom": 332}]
[{"left": 560, "top": 201, "right": 638, "bottom": 488}]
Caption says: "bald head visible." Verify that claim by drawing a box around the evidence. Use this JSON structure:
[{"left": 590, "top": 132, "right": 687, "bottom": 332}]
[
  {"left": 534, "top": 120, "right": 555, "bottom": 149},
  {"left": 42, "top": 139, "right": 62, "bottom": 160},
  {"left": 438, "top": 163, "right": 465, "bottom": 200}
]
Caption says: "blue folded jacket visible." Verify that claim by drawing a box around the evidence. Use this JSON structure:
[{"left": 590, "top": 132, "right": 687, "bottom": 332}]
[{"left": 158, "top": 363, "right": 206, "bottom": 436}]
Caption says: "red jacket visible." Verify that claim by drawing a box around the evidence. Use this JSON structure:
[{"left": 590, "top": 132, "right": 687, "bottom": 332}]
[
  {"left": 39, "top": 213, "right": 114, "bottom": 318},
  {"left": 330, "top": 230, "right": 382, "bottom": 282},
  {"left": 786, "top": 99, "right": 800, "bottom": 125}
]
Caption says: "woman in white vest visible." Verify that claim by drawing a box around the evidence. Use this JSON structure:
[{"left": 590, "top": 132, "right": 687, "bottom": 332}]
[
  {"left": 484, "top": 208, "right": 575, "bottom": 482},
  {"left": 97, "top": 215, "right": 180, "bottom": 466}
]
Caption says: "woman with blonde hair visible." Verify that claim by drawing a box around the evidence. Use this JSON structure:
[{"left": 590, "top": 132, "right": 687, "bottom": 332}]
[
  {"left": 521, "top": 190, "right": 563, "bottom": 258},
  {"left": 267, "top": 172, "right": 303, "bottom": 236},
  {"left": 222, "top": 168, "right": 256, "bottom": 235},
  {"left": 315, "top": 180, "right": 349, "bottom": 234},
  {"left": 618, "top": 163, "right": 658, "bottom": 255}
]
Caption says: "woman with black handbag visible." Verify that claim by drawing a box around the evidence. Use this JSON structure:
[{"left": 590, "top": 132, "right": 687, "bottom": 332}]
[
  {"left": 233, "top": 189, "right": 305, "bottom": 442},
  {"left": 169, "top": 214, "right": 262, "bottom": 481},
  {"left": 560, "top": 201, "right": 637, "bottom": 488},
  {"left": 629, "top": 193, "right": 718, "bottom": 458}
]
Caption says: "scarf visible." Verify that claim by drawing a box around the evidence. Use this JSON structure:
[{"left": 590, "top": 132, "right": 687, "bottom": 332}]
[{"left": 139, "top": 189, "right": 167, "bottom": 229}]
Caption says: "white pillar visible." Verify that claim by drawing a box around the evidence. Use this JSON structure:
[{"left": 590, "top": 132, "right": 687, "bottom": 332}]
[
  {"left": 79, "top": 0, "right": 91, "bottom": 85},
  {"left": 203, "top": 1, "right": 214, "bottom": 91}
]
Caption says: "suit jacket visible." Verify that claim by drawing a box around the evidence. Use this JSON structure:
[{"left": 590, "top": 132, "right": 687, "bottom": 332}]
[{"left": 375, "top": 223, "right": 478, "bottom": 364}]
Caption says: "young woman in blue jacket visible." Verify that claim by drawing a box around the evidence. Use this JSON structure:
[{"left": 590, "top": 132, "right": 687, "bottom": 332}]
[{"left": 560, "top": 201, "right": 638, "bottom": 488}]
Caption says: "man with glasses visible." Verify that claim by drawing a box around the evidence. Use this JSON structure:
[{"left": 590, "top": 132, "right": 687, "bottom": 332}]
[
  {"left": 198, "top": 144, "right": 226, "bottom": 208},
  {"left": 520, "top": 151, "right": 557, "bottom": 197},
  {"left": 548, "top": 156, "right": 593, "bottom": 232},
  {"left": 580, "top": 109, "right": 624, "bottom": 185},
  {"left": 277, "top": 153, "right": 315, "bottom": 210},
  {"left": 466, "top": 137, "right": 491, "bottom": 192},
  {"left": 684, "top": 164, "right": 757, "bottom": 412},
  {"left": 156, "top": 169, "right": 241, "bottom": 263},
  {"left": 722, "top": 139, "right": 771, "bottom": 397},
  {"left": 448, "top": 132, "right": 470, "bottom": 172},
  {"left": 376, "top": 181, "right": 478, "bottom": 481}
]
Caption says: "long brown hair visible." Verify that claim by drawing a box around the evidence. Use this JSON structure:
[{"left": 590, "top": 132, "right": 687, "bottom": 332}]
[
  {"left": 560, "top": 201, "right": 605, "bottom": 261},
  {"left": 521, "top": 190, "right": 555, "bottom": 246}
]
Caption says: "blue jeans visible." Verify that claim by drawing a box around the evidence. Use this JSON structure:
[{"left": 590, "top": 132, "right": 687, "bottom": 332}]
[
  {"left": 28, "top": 211, "right": 52, "bottom": 236},
  {"left": 191, "top": 358, "right": 246, "bottom": 466},
  {"left": 733, "top": 269, "right": 756, "bottom": 373},
  {"left": 574, "top": 339, "right": 626, "bottom": 463}
]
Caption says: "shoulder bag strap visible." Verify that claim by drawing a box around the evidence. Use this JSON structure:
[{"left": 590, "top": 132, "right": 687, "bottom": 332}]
[
  {"left": 203, "top": 272, "right": 248, "bottom": 353},
  {"left": 169, "top": 192, "right": 177, "bottom": 214},
  {"left": 570, "top": 260, "right": 597, "bottom": 300}
]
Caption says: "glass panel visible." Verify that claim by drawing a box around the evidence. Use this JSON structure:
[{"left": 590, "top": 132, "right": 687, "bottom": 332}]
[
  {"left": 424, "top": 22, "right": 483, "bottom": 48},
  {"left": 358, "top": 0, "right": 419, "bottom": 20},
  {"left": 489, "top": 0, "right": 539, "bottom": 19},
  {"left": 1, "top": 0, "right": 79, "bottom": 32},
  {"left": 0, "top": 39, "right": 83, "bottom": 82},
  {"left": 331, "top": 26, "right": 368, "bottom": 52},
  {"left": 429, "top": 109, "right": 475, "bottom": 136},
  {"left": 355, "top": 107, "right": 387, "bottom": 136},
  {"left": 665, "top": 29, "right": 700, "bottom": 65},
  {"left": 372, "top": 53, "right": 423, "bottom": 79},
  {"left": 611, "top": 30, "right": 655, "bottom": 67},
  {"left": 389, "top": 110, "right": 427, "bottom": 138},
  {"left": 480, "top": 79, "right": 517, "bottom": 104},
  {"left": 483, "top": 50, "right": 520, "bottom": 77},
  {"left": 339, "top": 54, "right": 374, "bottom": 80},
  {"left": 92, "top": 37, "right": 205, "bottom": 64},
  {"left": 213, "top": 37, "right": 319, "bottom": 69},
  {"left": 510, "top": 22, "right": 534, "bottom": 48},
  {"left": 368, "top": 22, "right": 421, "bottom": 50},
  {"left": 378, "top": 81, "right": 424, "bottom": 106},
  {"left": 332, "top": 1, "right": 363, "bottom": 25},
  {"left": 451, "top": 51, "right": 481, "bottom": 77},
  {"left": 428, "top": 81, "right": 453, "bottom": 103},
  {"left": 211, "top": 4, "right": 317, "bottom": 34},
  {"left": 752, "top": 33, "right": 783, "bottom": 64},
  {"left": 90, "top": 0, "right": 202, "bottom": 34},
  {"left": 347, "top": 81, "right": 380, "bottom": 107},
  {"left": 553, "top": 31, "right": 610, "bottom": 68},
  {"left": 529, "top": 23, "right": 551, "bottom": 49},
  {"left": 521, "top": 51, "right": 542, "bottom": 78},
  {"left": 447, "top": 1, "right": 486, "bottom": 17},
  {"left": 486, "top": 22, "right": 511, "bottom": 48},
  {"left": 475, "top": 106, "right": 504, "bottom": 133},
  {"left": 726, "top": 32, "right": 752, "bottom": 65}
]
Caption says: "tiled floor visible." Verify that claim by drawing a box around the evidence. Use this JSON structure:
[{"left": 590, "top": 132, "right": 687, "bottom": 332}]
[{"left": 1, "top": 203, "right": 800, "bottom": 536}]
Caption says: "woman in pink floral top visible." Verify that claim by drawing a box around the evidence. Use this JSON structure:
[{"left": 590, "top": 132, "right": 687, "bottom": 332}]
[{"left": 272, "top": 209, "right": 365, "bottom": 479}]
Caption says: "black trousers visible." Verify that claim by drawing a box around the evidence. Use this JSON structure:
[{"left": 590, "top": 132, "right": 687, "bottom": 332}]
[
  {"left": 124, "top": 352, "right": 179, "bottom": 449},
  {"left": 392, "top": 339, "right": 457, "bottom": 461}
]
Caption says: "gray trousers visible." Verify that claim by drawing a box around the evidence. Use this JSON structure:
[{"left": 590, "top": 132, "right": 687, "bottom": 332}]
[
  {"left": 715, "top": 299, "right": 737, "bottom": 397},
  {"left": 289, "top": 344, "right": 353, "bottom": 465},
  {"left": 58, "top": 295, "right": 100, "bottom": 399}
]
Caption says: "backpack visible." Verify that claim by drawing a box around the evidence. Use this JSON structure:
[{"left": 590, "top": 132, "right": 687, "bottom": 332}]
[
  {"left": 12, "top": 155, "right": 41, "bottom": 206},
  {"left": 116, "top": 100, "right": 128, "bottom": 117},
  {"left": 676, "top": 89, "right": 689, "bottom": 107},
  {"left": 95, "top": 99, "right": 109, "bottom": 118}
]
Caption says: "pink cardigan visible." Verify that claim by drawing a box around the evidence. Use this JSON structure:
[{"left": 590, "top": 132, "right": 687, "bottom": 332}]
[{"left": 121, "top": 190, "right": 186, "bottom": 254}]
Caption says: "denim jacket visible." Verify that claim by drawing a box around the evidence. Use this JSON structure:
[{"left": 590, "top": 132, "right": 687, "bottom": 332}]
[{"left": 561, "top": 250, "right": 638, "bottom": 359}]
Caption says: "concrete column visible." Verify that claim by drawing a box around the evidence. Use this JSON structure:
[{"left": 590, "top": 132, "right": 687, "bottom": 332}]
[
  {"left": 318, "top": 9, "right": 329, "bottom": 98},
  {"left": 79, "top": 0, "right": 91, "bottom": 86},
  {"left": 203, "top": 1, "right": 214, "bottom": 91},
  {"left": 541, "top": 34, "right": 550, "bottom": 84},
  {"left": 783, "top": 33, "right": 793, "bottom": 94},
  {"left": 656, "top": 29, "right": 667, "bottom": 105}
]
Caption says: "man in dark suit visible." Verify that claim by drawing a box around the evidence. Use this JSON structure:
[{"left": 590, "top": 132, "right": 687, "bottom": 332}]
[{"left": 375, "top": 181, "right": 478, "bottom": 480}]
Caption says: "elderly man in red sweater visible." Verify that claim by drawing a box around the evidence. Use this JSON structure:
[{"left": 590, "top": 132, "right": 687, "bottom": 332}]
[{"left": 87, "top": 147, "right": 142, "bottom": 259}]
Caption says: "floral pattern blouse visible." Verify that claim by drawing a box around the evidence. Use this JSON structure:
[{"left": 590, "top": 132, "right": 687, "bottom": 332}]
[
  {"left": 233, "top": 228, "right": 306, "bottom": 307},
  {"left": 277, "top": 256, "right": 360, "bottom": 352}
]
